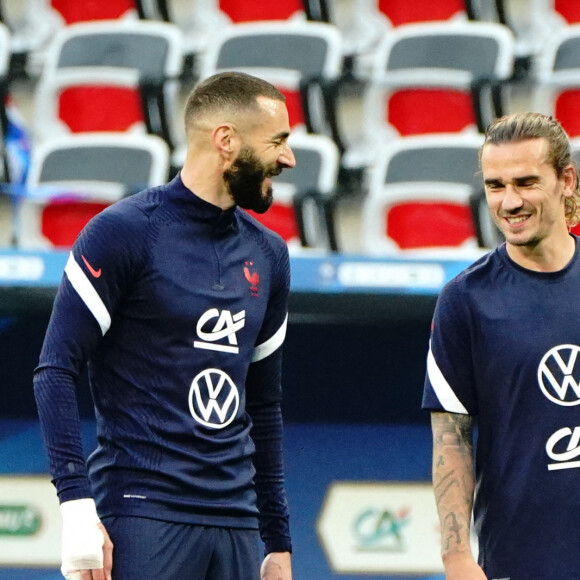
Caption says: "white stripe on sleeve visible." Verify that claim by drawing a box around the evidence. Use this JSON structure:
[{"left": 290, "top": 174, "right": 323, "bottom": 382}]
[
  {"left": 65, "top": 253, "right": 111, "bottom": 336},
  {"left": 427, "top": 343, "right": 468, "bottom": 414},
  {"left": 251, "top": 314, "right": 288, "bottom": 363}
]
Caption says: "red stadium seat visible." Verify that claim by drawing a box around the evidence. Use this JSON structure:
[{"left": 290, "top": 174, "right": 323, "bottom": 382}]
[
  {"left": 41, "top": 199, "right": 110, "bottom": 247},
  {"left": 32, "top": 20, "right": 183, "bottom": 151},
  {"left": 370, "top": 21, "right": 514, "bottom": 136},
  {"left": 57, "top": 85, "right": 144, "bottom": 133},
  {"left": 278, "top": 88, "right": 306, "bottom": 130},
  {"left": 385, "top": 198, "right": 475, "bottom": 249},
  {"left": 377, "top": 0, "right": 467, "bottom": 26},
  {"left": 362, "top": 182, "right": 481, "bottom": 256},
  {"left": 386, "top": 88, "right": 476, "bottom": 136},
  {"left": 218, "top": 0, "right": 305, "bottom": 22},
  {"left": 554, "top": 0, "right": 580, "bottom": 23},
  {"left": 245, "top": 204, "right": 299, "bottom": 245},
  {"left": 50, "top": 0, "right": 138, "bottom": 24},
  {"left": 360, "top": 133, "right": 487, "bottom": 257},
  {"left": 554, "top": 89, "right": 580, "bottom": 136},
  {"left": 18, "top": 133, "right": 170, "bottom": 249},
  {"left": 342, "top": 21, "right": 515, "bottom": 174}
]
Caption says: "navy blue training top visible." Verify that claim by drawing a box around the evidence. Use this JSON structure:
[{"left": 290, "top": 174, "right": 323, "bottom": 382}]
[
  {"left": 34, "top": 174, "right": 292, "bottom": 554},
  {"left": 423, "top": 238, "right": 580, "bottom": 579}
]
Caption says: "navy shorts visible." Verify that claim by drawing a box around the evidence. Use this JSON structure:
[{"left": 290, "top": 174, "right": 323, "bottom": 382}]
[{"left": 101, "top": 516, "right": 261, "bottom": 580}]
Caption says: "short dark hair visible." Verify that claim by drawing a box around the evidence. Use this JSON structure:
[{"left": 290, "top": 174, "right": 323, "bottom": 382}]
[
  {"left": 481, "top": 112, "right": 580, "bottom": 226},
  {"left": 184, "top": 71, "right": 286, "bottom": 130}
]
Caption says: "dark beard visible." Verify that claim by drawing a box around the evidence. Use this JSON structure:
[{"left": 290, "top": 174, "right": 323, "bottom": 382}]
[{"left": 223, "top": 148, "right": 275, "bottom": 214}]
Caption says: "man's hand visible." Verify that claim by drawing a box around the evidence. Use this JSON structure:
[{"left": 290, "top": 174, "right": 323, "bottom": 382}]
[
  {"left": 60, "top": 499, "right": 113, "bottom": 580},
  {"left": 260, "top": 551, "right": 292, "bottom": 580},
  {"left": 444, "top": 552, "right": 487, "bottom": 580}
]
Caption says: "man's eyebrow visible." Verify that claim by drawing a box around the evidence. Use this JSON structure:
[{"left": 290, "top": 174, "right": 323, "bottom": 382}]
[
  {"left": 514, "top": 174, "right": 541, "bottom": 182},
  {"left": 484, "top": 174, "right": 540, "bottom": 185},
  {"left": 271, "top": 131, "right": 290, "bottom": 141}
]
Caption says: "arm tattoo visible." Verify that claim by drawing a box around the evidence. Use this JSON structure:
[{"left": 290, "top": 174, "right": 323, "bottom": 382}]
[
  {"left": 431, "top": 412, "right": 476, "bottom": 556},
  {"left": 442, "top": 512, "right": 464, "bottom": 551},
  {"left": 432, "top": 411, "right": 474, "bottom": 453}
]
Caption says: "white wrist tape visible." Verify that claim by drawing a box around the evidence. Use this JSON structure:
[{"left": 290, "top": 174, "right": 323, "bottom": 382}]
[{"left": 60, "top": 498, "right": 104, "bottom": 575}]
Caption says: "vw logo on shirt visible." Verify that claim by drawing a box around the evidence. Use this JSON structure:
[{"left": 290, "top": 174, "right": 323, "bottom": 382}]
[
  {"left": 538, "top": 344, "right": 580, "bottom": 406},
  {"left": 188, "top": 368, "right": 240, "bottom": 428}
]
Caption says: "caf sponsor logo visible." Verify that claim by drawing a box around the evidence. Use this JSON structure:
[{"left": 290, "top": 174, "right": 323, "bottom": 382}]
[
  {"left": 538, "top": 344, "right": 580, "bottom": 406},
  {"left": 188, "top": 368, "right": 239, "bottom": 429},
  {"left": 546, "top": 425, "right": 580, "bottom": 471},
  {"left": 0, "top": 504, "right": 41, "bottom": 536},
  {"left": 353, "top": 507, "right": 410, "bottom": 552},
  {"left": 194, "top": 308, "right": 245, "bottom": 354}
]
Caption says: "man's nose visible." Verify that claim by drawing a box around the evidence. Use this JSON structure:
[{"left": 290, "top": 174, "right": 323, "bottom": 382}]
[
  {"left": 278, "top": 143, "right": 296, "bottom": 169},
  {"left": 502, "top": 184, "right": 523, "bottom": 211}
]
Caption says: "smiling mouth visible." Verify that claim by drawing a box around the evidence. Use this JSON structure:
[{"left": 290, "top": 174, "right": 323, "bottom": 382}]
[
  {"left": 505, "top": 215, "right": 530, "bottom": 225},
  {"left": 263, "top": 172, "right": 279, "bottom": 185}
]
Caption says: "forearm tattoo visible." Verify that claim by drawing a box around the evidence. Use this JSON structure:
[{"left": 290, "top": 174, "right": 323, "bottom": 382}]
[{"left": 431, "top": 412, "right": 475, "bottom": 555}]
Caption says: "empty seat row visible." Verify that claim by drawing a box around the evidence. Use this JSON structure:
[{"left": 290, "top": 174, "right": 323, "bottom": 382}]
[
  {"left": 4, "top": 5, "right": 580, "bottom": 257},
  {"left": 0, "top": 1, "right": 510, "bottom": 70},
  {"left": 5, "top": 131, "right": 341, "bottom": 253},
  {"left": 3, "top": 131, "right": 506, "bottom": 258},
  {"left": 4, "top": 1, "right": 575, "bottom": 75}
]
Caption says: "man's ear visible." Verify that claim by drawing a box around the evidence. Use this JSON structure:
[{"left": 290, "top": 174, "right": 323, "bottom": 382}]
[
  {"left": 562, "top": 164, "right": 578, "bottom": 198},
  {"left": 213, "top": 124, "right": 239, "bottom": 161}
]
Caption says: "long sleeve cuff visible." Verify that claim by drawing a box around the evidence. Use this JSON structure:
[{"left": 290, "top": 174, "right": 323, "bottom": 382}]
[{"left": 248, "top": 399, "right": 292, "bottom": 555}]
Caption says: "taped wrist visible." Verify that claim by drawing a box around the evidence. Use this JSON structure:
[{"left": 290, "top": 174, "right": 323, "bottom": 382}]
[{"left": 60, "top": 498, "right": 104, "bottom": 573}]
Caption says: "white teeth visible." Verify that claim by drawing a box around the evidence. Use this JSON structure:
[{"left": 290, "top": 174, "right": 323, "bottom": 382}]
[{"left": 506, "top": 216, "right": 528, "bottom": 224}]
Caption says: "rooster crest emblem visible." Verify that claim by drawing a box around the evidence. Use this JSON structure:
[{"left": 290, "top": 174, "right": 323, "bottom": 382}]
[{"left": 243, "top": 261, "right": 260, "bottom": 296}]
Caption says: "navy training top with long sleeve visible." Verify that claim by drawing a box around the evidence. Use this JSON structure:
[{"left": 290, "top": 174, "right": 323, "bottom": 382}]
[{"left": 33, "top": 174, "right": 292, "bottom": 554}]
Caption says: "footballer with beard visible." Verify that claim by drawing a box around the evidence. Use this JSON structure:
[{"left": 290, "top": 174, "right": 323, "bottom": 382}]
[{"left": 34, "top": 72, "right": 296, "bottom": 580}]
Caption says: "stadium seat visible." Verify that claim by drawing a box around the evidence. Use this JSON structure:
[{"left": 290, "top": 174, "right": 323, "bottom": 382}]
[
  {"left": 4, "top": 0, "right": 145, "bottom": 76},
  {"left": 17, "top": 133, "right": 170, "bottom": 248},
  {"left": 375, "top": 133, "right": 485, "bottom": 189},
  {"left": 360, "top": 133, "right": 486, "bottom": 256},
  {"left": 147, "top": 0, "right": 310, "bottom": 25},
  {"left": 553, "top": 0, "right": 580, "bottom": 24},
  {"left": 139, "top": 0, "right": 328, "bottom": 70},
  {"left": 361, "top": 181, "right": 482, "bottom": 256},
  {"left": 490, "top": 0, "right": 570, "bottom": 58},
  {"left": 32, "top": 20, "right": 184, "bottom": 150},
  {"left": 370, "top": 21, "right": 515, "bottom": 135},
  {"left": 376, "top": 0, "right": 473, "bottom": 26},
  {"left": 534, "top": 24, "right": 580, "bottom": 137},
  {"left": 327, "top": 0, "right": 500, "bottom": 71},
  {"left": 146, "top": 0, "right": 330, "bottom": 23},
  {"left": 198, "top": 20, "right": 344, "bottom": 146},
  {"left": 49, "top": 0, "right": 140, "bottom": 24},
  {"left": 245, "top": 132, "right": 341, "bottom": 252},
  {"left": 136, "top": 0, "right": 228, "bottom": 65},
  {"left": 342, "top": 21, "right": 515, "bottom": 173},
  {"left": 218, "top": 0, "right": 306, "bottom": 22}
]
